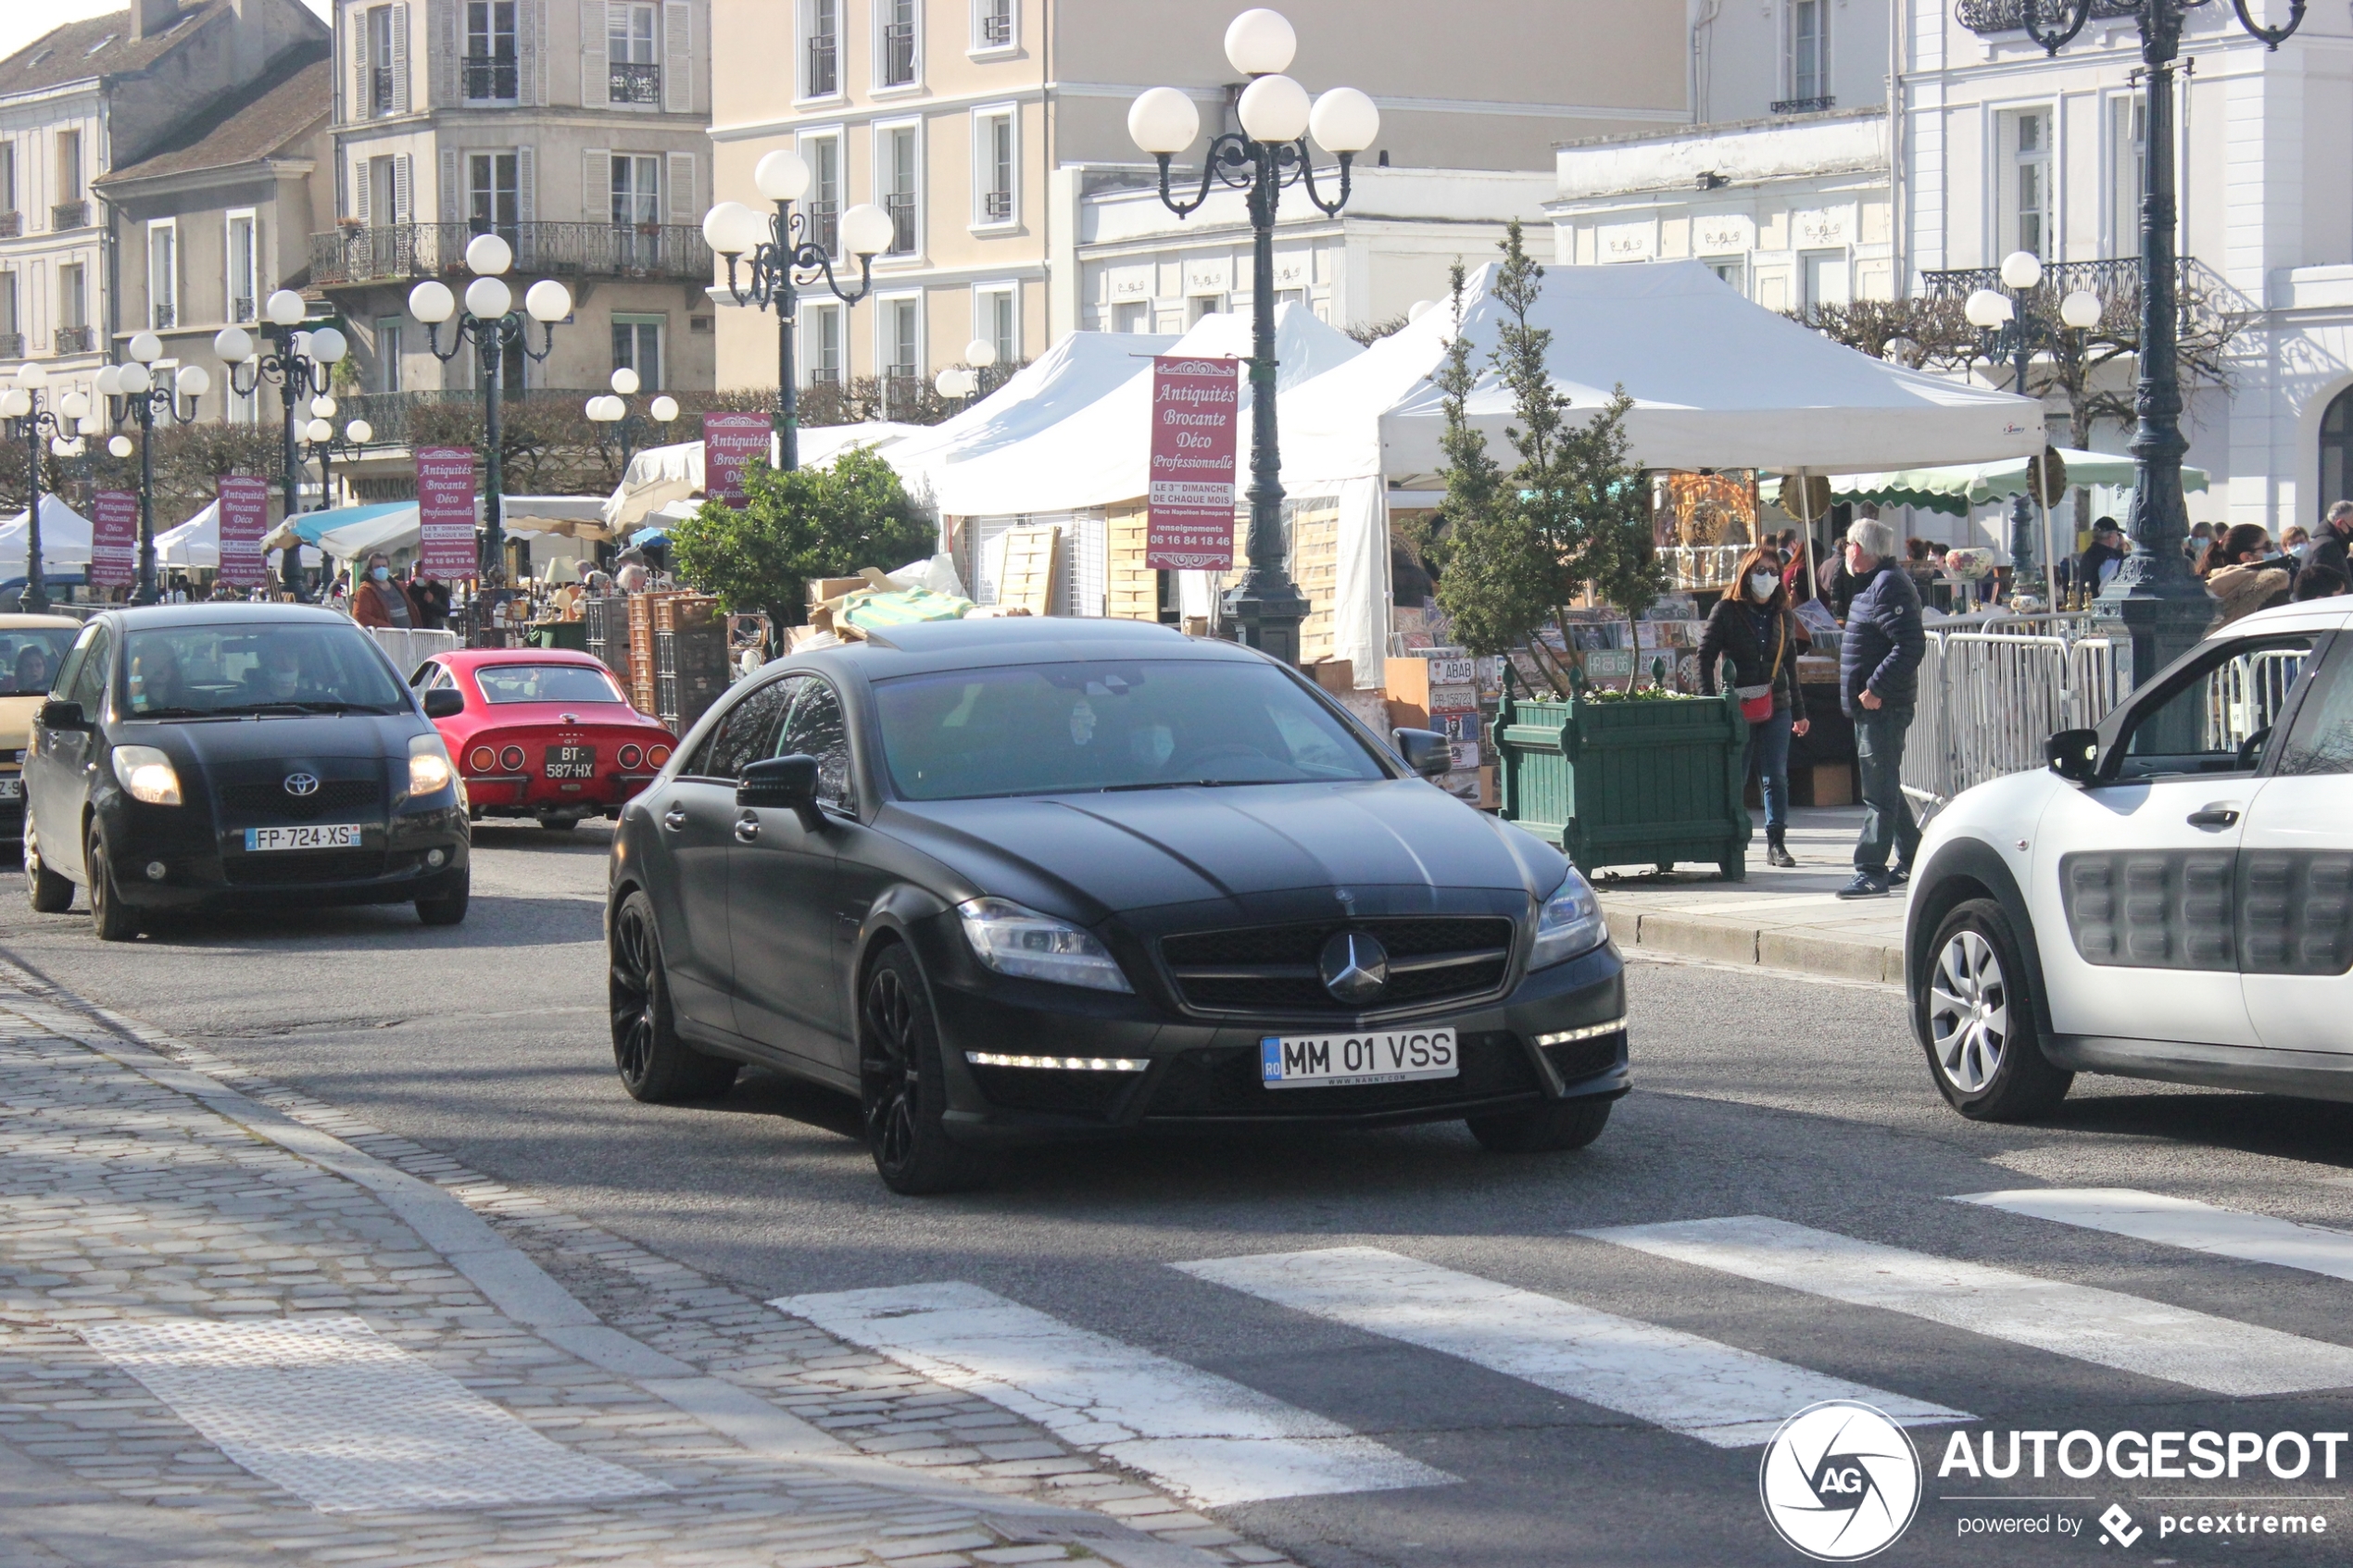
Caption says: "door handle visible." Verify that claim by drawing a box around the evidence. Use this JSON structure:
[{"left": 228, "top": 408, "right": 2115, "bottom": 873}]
[
  {"left": 2187, "top": 808, "right": 2240, "bottom": 829},
  {"left": 734, "top": 815, "right": 761, "bottom": 843},
  {"left": 661, "top": 807, "right": 687, "bottom": 831}
]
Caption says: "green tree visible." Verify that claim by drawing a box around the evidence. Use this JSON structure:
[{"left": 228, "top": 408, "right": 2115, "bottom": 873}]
[{"left": 669, "top": 444, "right": 930, "bottom": 627}]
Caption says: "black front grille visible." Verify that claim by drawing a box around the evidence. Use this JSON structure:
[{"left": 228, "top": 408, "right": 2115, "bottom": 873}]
[
  {"left": 223, "top": 849, "right": 387, "bottom": 886},
  {"left": 1145, "top": 1032, "right": 1541, "bottom": 1120},
  {"left": 1544, "top": 1033, "right": 1624, "bottom": 1085},
  {"left": 1161, "top": 917, "right": 1514, "bottom": 1014},
  {"left": 219, "top": 780, "right": 381, "bottom": 822},
  {"left": 968, "top": 1065, "right": 1140, "bottom": 1118}
]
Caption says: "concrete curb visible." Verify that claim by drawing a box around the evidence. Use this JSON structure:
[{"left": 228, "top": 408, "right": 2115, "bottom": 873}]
[{"left": 1599, "top": 898, "right": 1906, "bottom": 986}]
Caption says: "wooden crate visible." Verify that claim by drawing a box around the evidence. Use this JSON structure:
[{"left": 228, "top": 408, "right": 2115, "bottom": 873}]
[
  {"left": 1105, "top": 503, "right": 1155, "bottom": 621},
  {"left": 997, "top": 524, "right": 1061, "bottom": 616},
  {"left": 653, "top": 592, "right": 720, "bottom": 634}
]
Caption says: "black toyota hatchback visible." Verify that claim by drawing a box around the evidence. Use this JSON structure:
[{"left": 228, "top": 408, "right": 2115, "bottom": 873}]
[
  {"left": 609, "top": 619, "right": 1628, "bottom": 1194},
  {"left": 23, "top": 604, "right": 471, "bottom": 938}
]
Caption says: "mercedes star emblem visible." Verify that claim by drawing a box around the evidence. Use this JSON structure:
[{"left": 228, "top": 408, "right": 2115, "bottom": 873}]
[{"left": 1318, "top": 929, "right": 1390, "bottom": 1004}]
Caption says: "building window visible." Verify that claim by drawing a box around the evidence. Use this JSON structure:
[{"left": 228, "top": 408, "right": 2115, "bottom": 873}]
[
  {"left": 805, "top": 0, "right": 837, "bottom": 96},
  {"left": 611, "top": 153, "right": 661, "bottom": 268},
  {"left": 0, "top": 270, "right": 18, "bottom": 358},
  {"left": 470, "top": 150, "right": 519, "bottom": 239},
  {"left": 612, "top": 314, "right": 663, "bottom": 390},
  {"left": 1798, "top": 251, "right": 1847, "bottom": 310},
  {"left": 975, "top": 283, "right": 1015, "bottom": 366},
  {"left": 1703, "top": 257, "right": 1744, "bottom": 296},
  {"left": 54, "top": 129, "right": 83, "bottom": 228},
  {"left": 367, "top": 152, "right": 398, "bottom": 225},
  {"left": 802, "top": 133, "right": 841, "bottom": 255},
  {"left": 879, "top": 0, "right": 917, "bottom": 88},
  {"left": 57, "top": 261, "right": 87, "bottom": 353},
  {"left": 805, "top": 301, "right": 841, "bottom": 383},
  {"left": 880, "top": 123, "right": 919, "bottom": 255},
  {"left": 1188, "top": 294, "right": 1221, "bottom": 324},
  {"left": 375, "top": 316, "right": 403, "bottom": 393},
  {"left": 2108, "top": 94, "right": 2145, "bottom": 257},
  {"left": 0, "top": 144, "right": 16, "bottom": 234},
  {"left": 147, "top": 221, "right": 177, "bottom": 331},
  {"left": 881, "top": 295, "right": 920, "bottom": 411},
  {"left": 1790, "top": 0, "right": 1827, "bottom": 104},
  {"left": 225, "top": 211, "right": 258, "bottom": 323},
  {"left": 2002, "top": 107, "right": 2052, "bottom": 260},
  {"left": 1114, "top": 300, "right": 1150, "bottom": 333},
  {"left": 610, "top": 3, "right": 660, "bottom": 105},
  {"left": 973, "top": 0, "right": 1013, "bottom": 50},
  {"left": 972, "top": 108, "right": 1013, "bottom": 225},
  {"left": 465, "top": 0, "right": 518, "bottom": 101},
  {"left": 366, "top": 6, "right": 396, "bottom": 117}
]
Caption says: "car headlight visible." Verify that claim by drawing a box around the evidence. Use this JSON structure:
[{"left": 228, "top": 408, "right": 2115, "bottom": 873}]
[
  {"left": 956, "top": 897, "right": 1133, "bottom": 993},
  {"left": 408, "top": 734, "right": 455, "bottom": 797},
  {"left": 1529, "top": 868, "right": 1607, "bottom": 969},
  {"left": 111, "top": 745, "right": 182, "bottom": 806}
]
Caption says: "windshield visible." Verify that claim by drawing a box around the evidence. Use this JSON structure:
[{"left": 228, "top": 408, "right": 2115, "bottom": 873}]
[
  {"left": 472, "top": 663, "right": 629, "bottom": 706},
  {"left": 120, "top": 624, "right": 408, "bottom": 717},
  {"left": 0, "top": 628, "right": 78, "bottom": 697},
  {"left": 873, "top": 659, "right": 1387, "bottom": 801}
]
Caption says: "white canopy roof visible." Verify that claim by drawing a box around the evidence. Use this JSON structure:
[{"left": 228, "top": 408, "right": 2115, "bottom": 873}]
[
  {"left": 600, "top": 420, "right": 925, "bottom": 531},
  {"left": 156, "top": 501, "right": 219, "bottom": 568},
  {"left": 0, "top": 495, "right": 94, "bottom": 573}
]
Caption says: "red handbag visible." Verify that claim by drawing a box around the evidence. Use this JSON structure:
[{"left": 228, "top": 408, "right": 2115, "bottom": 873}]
[{"left": 1735, "top": 617, "right": 1784, "bottom": 722}]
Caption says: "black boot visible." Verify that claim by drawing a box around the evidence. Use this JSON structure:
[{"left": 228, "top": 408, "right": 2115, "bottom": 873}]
[{"left": 1766, "top": 828, "right": 1796, "bottom": 869}]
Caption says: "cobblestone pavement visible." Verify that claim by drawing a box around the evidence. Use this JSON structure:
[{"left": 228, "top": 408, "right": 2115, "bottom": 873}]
[{"left": 0, "top": 958, "right": 1296, "bottom": 1568}]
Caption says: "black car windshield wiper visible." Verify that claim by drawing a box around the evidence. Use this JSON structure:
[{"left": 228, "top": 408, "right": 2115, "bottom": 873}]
[
  {"left": 1099, "top": 777, "right": 1292, "bottom": 792},
  {"left": 205, "top": 700, "right": 394, "bottom": 716}
]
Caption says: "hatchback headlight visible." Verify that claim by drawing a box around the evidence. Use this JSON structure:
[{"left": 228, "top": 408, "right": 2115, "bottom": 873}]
[
  {"left": 1529, "top": 869, "right": 1607, "bottom": 969},
  {"left": 956, "top": 897, "right": 1132, "bottom": 993},
  {"left": 408, "top": 734, "right": 455, "bottom": 797},
  {"left": 112, "top": 745, "right": 182, "bottom": 806}
]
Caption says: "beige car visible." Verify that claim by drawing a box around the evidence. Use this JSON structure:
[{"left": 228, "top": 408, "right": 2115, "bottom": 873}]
[{"left": 0, "top": 615, "right": 88, "bottom": 839}]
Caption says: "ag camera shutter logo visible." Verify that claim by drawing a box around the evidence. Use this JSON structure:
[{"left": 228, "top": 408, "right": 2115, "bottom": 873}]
[{"left": 1759, "top": 1400, "right": 1923, "bottom": 1561}]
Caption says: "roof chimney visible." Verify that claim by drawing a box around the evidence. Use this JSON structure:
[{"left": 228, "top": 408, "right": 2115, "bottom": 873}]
[{"left": 130, "top": 0, "right": 182, "bottom": 42}]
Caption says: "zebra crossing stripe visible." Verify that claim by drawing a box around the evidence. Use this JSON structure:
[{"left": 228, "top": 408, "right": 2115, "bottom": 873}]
[
  {"left": 1586, "top": 1214, "right": 2353, "bottom": 1398},
  {"left": 773, "top": 1281, "right": 1454, "bottom": 1507},
  {"left": 1174, "top": 1246, "right": 1969, "bottom": 1449},
  {"left": 1957, "top": 1187, "right": 2353, "bottom": 1283}
]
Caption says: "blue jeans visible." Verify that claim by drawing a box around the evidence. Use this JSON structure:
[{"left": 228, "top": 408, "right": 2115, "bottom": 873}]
[
  {"left": 1854, "top": 704, "right": 1920, "bottom": 874},
  {"left": 1744, "top": 706, "right": 1793, "bottom": 834}
]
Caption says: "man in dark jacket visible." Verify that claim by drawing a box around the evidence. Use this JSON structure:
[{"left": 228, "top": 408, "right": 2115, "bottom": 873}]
[
  {"left": 1837, "top": 518, "right": 1926, "bottom": 898},
  {"left": 2311, "top": 500, "right": 2353, "bottom": 584}
]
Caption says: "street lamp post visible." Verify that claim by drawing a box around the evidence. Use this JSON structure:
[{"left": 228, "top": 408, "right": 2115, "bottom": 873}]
[
  {"left": 0, "top": 363, "right": 94, "bottom": 612},
  {"left": 1128, "top": 8, "right": 1379, "bottom": 666},
  {"left": 299, "top": 401, "right": 375, "bottom": 514},
  {"left": 217, "top": 291, "right": 348, "bottom": 598},
  {"left": 2000, "top": 0, "right": 2309, "bottom": 684},
  {"left": 1961, "top": 251, "right": 2105, "bottom": 605},
  {"left": 701, "top": 152, "right": 893, "bottom": 472},
  {"left": 586, "top": 370, "right": 678, "bottom": 569},
  {"left": 407, "top": 232, "right": 573, "bottom": 633},
  {"left": 97, "top": 332, "right": 207, "bottom": 605}
]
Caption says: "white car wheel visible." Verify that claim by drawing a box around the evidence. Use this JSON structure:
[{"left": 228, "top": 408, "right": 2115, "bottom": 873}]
[{"left": 1929, "top": 928, "right": 2008, "bottom": 1094}]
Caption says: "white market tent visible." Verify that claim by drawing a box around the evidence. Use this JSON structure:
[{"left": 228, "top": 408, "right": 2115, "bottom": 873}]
[
  {"left": 0, "top": 495, "right": 94, "bottom": 574},
  {"left": 156, "top": 501, "right": 219, "bottom": 568},
  {"left": 264, "top": 501, "right": 422, "bottom": 563},
  {"left": 601, "top": 420, "right": 925, "bottom": 533}
]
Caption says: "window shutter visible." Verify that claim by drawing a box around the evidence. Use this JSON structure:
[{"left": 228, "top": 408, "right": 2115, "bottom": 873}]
[
  {"left": 585, "top": 147, "right": 610, "bottom": 224},
  {"left": 517, "top": 144, "right": 535, "bottom": 225},
  {"left": 666, "top": 151, "right": 694, "bottom": 223},
  {"left": 392, "top": 4, "right": 411, "bottom": 112},
  {"left": 394, "top": 153, "right": 412, "bottom": 222},
  {"left": 530, "top": 0, "right": 548, "bottom": 104},
  {"left": 581, "top": 0, "right": 607, "bottom": 105},
  {"left": 430, "top": 0, "right": 455, "bottom": 107},
  {"left": 440, "top": 145, "right": 460, "bottom": 222},
  {"left": 352, "top": 157, "right": 371, "bottom": 224},
  {"left": 353, "top": 9, "right": 371, "bottom": 119},
  {"left": 661, "top": 0, "right": 691, "bottom": 113}
]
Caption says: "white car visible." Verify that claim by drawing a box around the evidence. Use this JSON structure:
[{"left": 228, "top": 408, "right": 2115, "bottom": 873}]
[{"left": 1906, "top": 597, "right": 2353, "bottom": 1120}]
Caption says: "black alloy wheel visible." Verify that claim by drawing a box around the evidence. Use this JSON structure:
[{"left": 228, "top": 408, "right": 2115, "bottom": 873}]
[
  {"left": 85, "top": 829, "right": 139, "bottom": 942},
  {"left": 607, "top": 890, "right": 737, "bottom": 1103},
  {"left": 24, "top": 825, "right": 72, "bottom": 914},
  {"left": 860, "top": 945, "right": 993, "bottom": 1196},
  {"left": 1466, "top": 1096, "right": 1614, "bottom": 1153}
]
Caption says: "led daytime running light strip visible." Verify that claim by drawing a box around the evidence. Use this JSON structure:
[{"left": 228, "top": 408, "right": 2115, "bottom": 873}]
[
  {"left": 1532, "top": 1017, "right": 1628, "bottom": 1047},
  {"left": 966, "top": 1052, "right": 1149, "bottom": 1073}
]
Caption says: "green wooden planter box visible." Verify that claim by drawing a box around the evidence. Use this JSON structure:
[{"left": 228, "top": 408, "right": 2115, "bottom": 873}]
[{"left": 1493, "top": 683, "right": 1753, "bottom": 880}]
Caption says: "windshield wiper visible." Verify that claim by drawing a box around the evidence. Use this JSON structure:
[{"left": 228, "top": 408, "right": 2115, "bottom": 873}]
[
  {"left": 205, "top": 700, "right": 391, "bottom": 717},
  {"left": 1099, "top": 777, "right": 1290, "bottom": 792}
]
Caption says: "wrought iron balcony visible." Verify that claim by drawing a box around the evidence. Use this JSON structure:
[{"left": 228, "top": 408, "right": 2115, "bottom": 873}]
[
  {"left": 463, "top": 54, "right": 519, "bottom": 100},
  {"left": 0, "top": 333, "right": 21, "bottom": 360},
  {"left": 0, "top": 213, "right": 19, "bottom": 238},
  {"left": 885, "top": 193, "right": 916, "bottom": 254},
  {"left": 53, "top": 326, "right": 94, "bottom": 355},
  {"left": 1921, "top": 256, "right": 2149, "bottom": 307},
  {"left": 51, "top": 201, "right": 88, "bottom": 231},
  {"left": 609, "top": 61, "right": 661, "bottom": 105},
  {"left": 806, "top": 35, "right": 837, "bottom": 95},
  {"left": 1769, "top": 94, "right": 1835, "bottom": 115},
  {"left": 152, "top": 300, "right": 176, "bottom": 331},
  {"left": 882, "top": 21, "right": 916, "bottom": 84},
  {"left": 978, "top": 6, "right": 1012, "bottom": 45},
  {"left": 309, "top": 220, "right": 713, "bottom": 286},
  {"left": 232, "top": 295, "right": 256, "bottom": 323},
  {"left": 982, "top": 189, "right": 1013, "bottom": 222},
  {"left": 336, "top": 386, "right": 606, "bottom": 446},
  {"left": 369, "top": 65, "right": 395, "bottom": 116},
  {"left": 1957, "top": 0, "right": 2140, "bottom": 33},
  {"left": 804, "top": 199, "right": 838, "bottom": 257}
]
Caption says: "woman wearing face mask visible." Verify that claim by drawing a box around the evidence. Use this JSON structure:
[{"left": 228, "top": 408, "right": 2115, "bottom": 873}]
[
  {"left": 1699, "top": 546, "right": 1812, "bottom": 868},
  {"left": 349, "top": 551, "right": 419, "bottom": 629}
]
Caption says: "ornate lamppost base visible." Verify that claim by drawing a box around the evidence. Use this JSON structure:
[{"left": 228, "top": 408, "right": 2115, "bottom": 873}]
[
  {"left": 1220, "top": 577, "right": 1311, "bottom": 668},
  {"left": 2092, "top": 575, "right": 2211, "bottom": 694}
]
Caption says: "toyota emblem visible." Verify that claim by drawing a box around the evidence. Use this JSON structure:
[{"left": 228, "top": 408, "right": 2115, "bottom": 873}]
[
  {"left": 1318, "top": 929, "right": 1390, "bottom": 1005},
  {"left": 283, "top": 772, "right": 321, "bottom": 797}
]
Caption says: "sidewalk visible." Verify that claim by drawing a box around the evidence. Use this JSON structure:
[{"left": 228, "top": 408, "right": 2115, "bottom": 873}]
[
  {"left": 1590, "top": 806, "right": 1910, "bottom": 985},
  {"left": 0, "top": 962, "right": 1291, "bottom": 1568}
]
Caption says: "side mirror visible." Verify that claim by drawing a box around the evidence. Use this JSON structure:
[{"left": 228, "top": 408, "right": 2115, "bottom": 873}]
[
  {"left": 2046, "top": 727, "right": 2100, "bottom": 784},
  {"left": 38, "top": 698, "right": 88, "bottom": 732},
  {"left": 739, "top": 753, "right": 824, "bottom": 827},
  {"left": 422, "top": 687, "right": 465, "bottom": 720},
  {"left": 1392, "top": 727, "right": 1453, "bottom": 780}
]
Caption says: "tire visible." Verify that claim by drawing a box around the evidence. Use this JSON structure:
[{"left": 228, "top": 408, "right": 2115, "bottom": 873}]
[
  {"left": 1918, "top": 897, "right": 2072, "bottom": 1122},
  {"left": 1466, "top": 1096, "right": 1614, "bottom": 1153},
  {"left": 539, "top": 816, "right": 580, "bottom": 832},
  {"left": 24, "top": 827, "right": 73, "bottom": 914},
  {"left": 416, "top": 870, "right": 471, "bottom": 926},
  {"left": 860, "top": 944, "right": 994, "bottom": 1196},
  {"left": 607, "top": 890, "right": 738, "bottom": 1103},
  {"left": 85, "top": 830, "right": 140, "bottom": 942}
]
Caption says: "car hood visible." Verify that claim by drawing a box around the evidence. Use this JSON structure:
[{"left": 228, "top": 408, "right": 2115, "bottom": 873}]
[
  {"left": 124, "top": 710, "right": 429, "bottom": 767},
  {"left": 0, "top": 694, "right": 40, "bottom": 752},
  {"left": 880, "top": 779, "right": 1566, "bottom": 922}
]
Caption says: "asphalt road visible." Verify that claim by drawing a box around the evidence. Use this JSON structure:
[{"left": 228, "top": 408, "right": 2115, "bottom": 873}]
[{"left": 9, "top": 822, "right": 2353, "bottom": 1567}]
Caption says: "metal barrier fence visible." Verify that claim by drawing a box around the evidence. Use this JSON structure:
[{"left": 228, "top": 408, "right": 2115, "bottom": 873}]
[
  {"left": 363, "top": 627, "right": 461, "bottom": 680},
  {"left": 2205, "top": 646, "right": 2304, "bottom": 752},
  {"left": 1903, "top": 630, "right": 2122, "bottom": 808}
]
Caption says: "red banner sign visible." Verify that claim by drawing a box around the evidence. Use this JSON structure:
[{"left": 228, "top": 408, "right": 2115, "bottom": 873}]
[
  {"left": 1146, "top": 355, "right": 1241, "bottom": 571},
  {"left": 89, "top": 491, "right": 137, "bottom": 588},
  {"left": 217, "top": 476, "right": 271, "bottom": 589},
  {"left": 414, "top": 445, "right": 479, "bottom": 580},
  {"left": 703, "top": 412, "right": 770, "bottom": 508}
]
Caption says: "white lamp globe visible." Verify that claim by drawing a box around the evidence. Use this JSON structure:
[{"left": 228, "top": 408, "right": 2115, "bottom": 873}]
[
  {"left": 176, "top": 365, "right": 210, "bottom": 397},
  {"left": 306, "top": 418, "right": 333, "bottom": 442},
  {"left": 408, "top": 279, "right": 455, "bottom": 324},
  {"left": 128, "top": 331, "right": 163, "bottom": 364},
  {"left": 57, "top": 391, "right": 90, "bottom": 420},
  {"left": 1224, "top": 7, "right": 1296, "bottom": 75},
  {"left": 108, "top": 434, "right": 133, "bottom": 458},
  {"left": 610, "top": 367, "right": 641, "bottom": 395},
  {"left": 1126, "top": 86, "right": 1201, "bottom": 156},
  {"left": 346, "top": 419, "right": 372, "bottom": 444},
  {"left": 701, "top": 200, "right": 764, "bottom": 257},
  {"left": 2059, "top": 289, "right": 2104, "bottom": 331},
  {"left": 465, "top": 232, "right": 514, "bottom": 275},
  {"left": 935, "top": 368, "right": 972, "bottom": 399},
  {"left": 0, "top": 390, "right": 26, "bottom": 419},
  {"left": 311, "top": 395, "right": 337, "bottom": 418},
  {"left": 596, "top": 395, "right": 625, "bottom": 420},
  {"left": 17, "top": 362, "right": 48, "bottom": 389},
  {"left": 648, "top": 395, "right": 678, "bottom": 421},
  {"left": 525, "top": 279, "right": 573, "bottom": 322},
  {"left": 118, "top": 363, "right": 153, "bottom": 396},
  {"left": 1238, "top": 74, "right": 1311, "bottom": 144},
  {"left": 1998, "top": 250, "right": 2044, "bottom": 291},
  {"left": 965, "top": 337, "right": 997, "bottom": 368},
  {"left": 266, "top": 289, "right": 307, "bottom": 326},
  {"left": 465, "top": 276, "right": 513, "bottom": 320},
  {"left": 1309, "top": 86, "right": 1379, "bottom": 154},
  {"left": 94, "top": 366, "right": 122, "bottom": 397},
  {"left": 755, "top": 147, "right": 812, "bottom": 202},
  {"left": 1964, "top": 288, "right": 2012, "bottom": 330},
  {"left": 50, "top": 436, "right": 74, "bottom": 457},
  {"left": 77, "top": 413, "right": 104, "bottom": 435},
  {"left": 308, "top": 326, "right": 348, "bottom": 364},
  {"left": 840, "top": 202, "right": 896, "bottom": 257},
  {"left": 213, "top": 325, "right": 254, "bottom": 362}
]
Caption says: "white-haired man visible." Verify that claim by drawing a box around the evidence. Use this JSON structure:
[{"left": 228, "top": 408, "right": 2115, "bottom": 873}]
[
  {"left": 2312, "top": 499, "right": 2353, "bottom": 585},
  {"left": 1835, "top": 517, "right": 1926, "bottom": 898}
]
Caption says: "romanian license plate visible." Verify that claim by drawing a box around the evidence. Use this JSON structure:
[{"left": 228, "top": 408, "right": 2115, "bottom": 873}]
[
  {"left": 1261, "top": 1027, "right": 1458, "bottom": 1089},
  {"left": 244, "top": 824, "right": 362, "bottom": 851},
  {"left": 0, "top": 777, "right": 20, "bottom": 801},
  {"left": 545, "top": 744, "right": 596, "bottom": 780}
]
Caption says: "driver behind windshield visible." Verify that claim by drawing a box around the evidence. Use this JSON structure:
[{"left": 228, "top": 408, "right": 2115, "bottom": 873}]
[
  {"left": 127, "top": 643, "right": 191, "bottom": 715},
  {"left": 244, "top": 638, "right": 310, "bottom": 705},
  {"left": 12, "top": 645, "right": 52, "bottom": 696}
]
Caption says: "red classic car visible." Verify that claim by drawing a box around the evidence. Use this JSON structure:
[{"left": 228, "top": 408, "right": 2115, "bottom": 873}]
[{"left": 409, "top": 648, "right": 677, "bottom": 830}]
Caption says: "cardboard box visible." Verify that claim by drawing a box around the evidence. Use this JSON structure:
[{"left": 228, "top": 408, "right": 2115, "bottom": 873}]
[
  {"left": 808, "top": 576, "right": 869, "bottom": 606},
  {"left": 1797, "top": 761, "right": 1855, "bottom": 808},
  {"left": 1308, "top": 659, "right": 1354, "bottom": 693}
]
